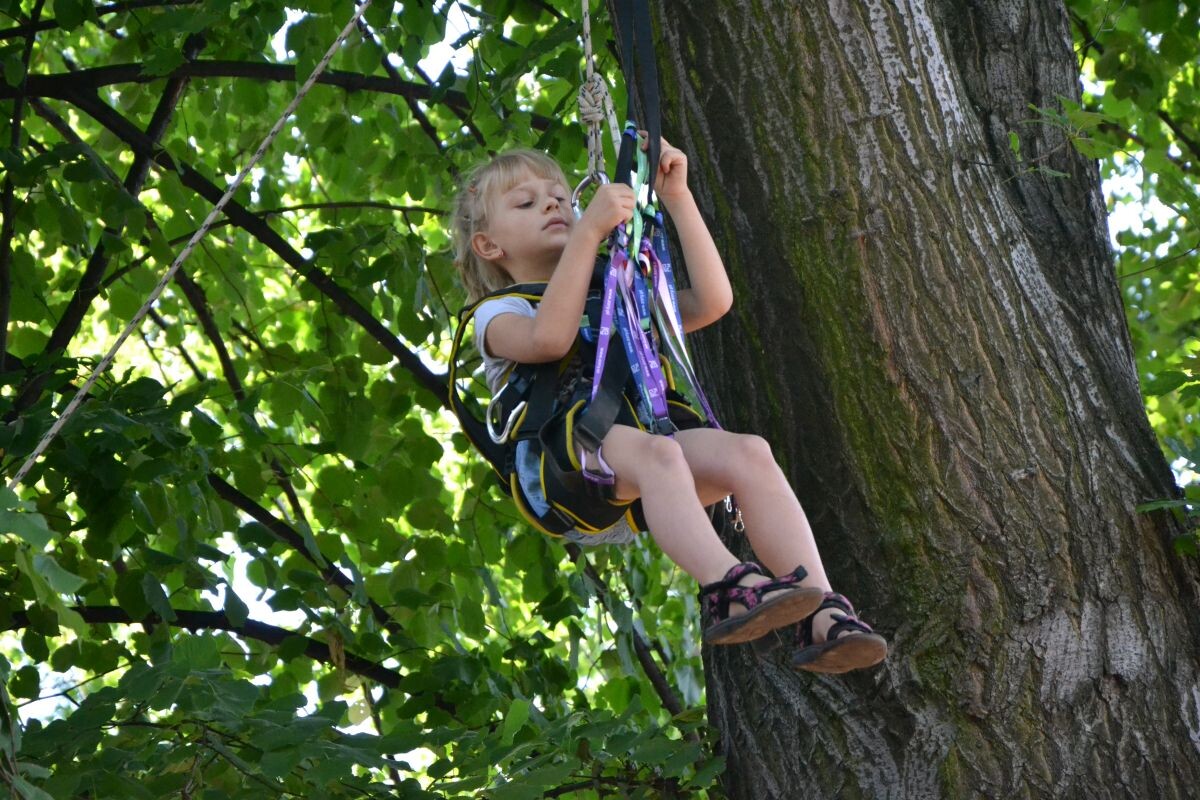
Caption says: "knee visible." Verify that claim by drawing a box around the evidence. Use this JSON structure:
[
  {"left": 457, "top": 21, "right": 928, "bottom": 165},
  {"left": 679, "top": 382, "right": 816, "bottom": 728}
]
[
  {"left": 639, "top": 434, "right": 690, "bottom": 475},
  {"left": 730, "top": 434, "right": 776, "bottom": 472}
]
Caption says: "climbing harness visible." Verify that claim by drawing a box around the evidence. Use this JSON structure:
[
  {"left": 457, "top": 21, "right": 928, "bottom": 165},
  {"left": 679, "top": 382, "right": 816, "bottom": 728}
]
[
  {"left": 449, "top": 0, "right": 750, "bottom": 538},
  {"left": 7, "top": 1, "right": 374, "bottom": 491},
  {"left": 448, "top": 272, "right": 707, "bottom": 537}
]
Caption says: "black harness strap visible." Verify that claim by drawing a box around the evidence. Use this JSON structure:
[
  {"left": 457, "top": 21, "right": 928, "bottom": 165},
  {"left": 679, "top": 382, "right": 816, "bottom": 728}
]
[
  {"left": 573, "top": 0, "right": 664, "bottom": 456},
  {"left": 613, "top": 0, "right": 661, "bottom": 195}
]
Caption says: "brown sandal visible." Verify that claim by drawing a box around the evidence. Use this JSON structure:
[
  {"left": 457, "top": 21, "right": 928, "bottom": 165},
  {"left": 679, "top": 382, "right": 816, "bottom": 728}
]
[
  {"left": 790, "top": 592, "right": 888, "bottom": 673},
  {"left": 699, "top": 563, "right": 824, "bottom": 645}
]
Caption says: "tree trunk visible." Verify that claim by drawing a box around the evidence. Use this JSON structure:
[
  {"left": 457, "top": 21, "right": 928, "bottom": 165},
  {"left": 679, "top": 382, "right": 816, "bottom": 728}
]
[{"left": 649, "top": 1, "right": 1200, "bottom": 797}]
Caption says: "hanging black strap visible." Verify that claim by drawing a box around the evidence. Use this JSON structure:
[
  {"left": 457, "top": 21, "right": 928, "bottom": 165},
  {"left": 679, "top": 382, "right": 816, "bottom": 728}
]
[{"left": 613, "top": 0, "right": 661, "bottom": 198}]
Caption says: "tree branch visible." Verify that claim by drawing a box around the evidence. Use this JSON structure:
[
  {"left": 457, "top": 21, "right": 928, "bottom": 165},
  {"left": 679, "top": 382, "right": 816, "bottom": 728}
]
[
  {"left": 61, "top": 89, "right": 450, "bottom": 405},
  {"left": 2, "top": 59, "right": 554, "bottom": 131},
  {"left": 147, "top": 308, "right": 204, "bottom": 382},
  {"left": 173, "top": 268, "right": 244, "bottom": 401},
  {"left": 11, "top": 37, "right": 200, "bottom": 417},
  {"left": 99, "top": 202, "right": 441, "bottom": 294},
  {"left": 566, "top": 544, "right": 691, "bottom": 723},
  {"left": 4, "top": 604, "right": 403, "bottom": 688},
  {"left": 0, "top": 0, "right": 47, "bottom": 374},
  {"left": 207, "top": 473, "right": 403, "bottom": 637},
  {"left": 1156, "top": 109, "right": 1200, "bottom": 169},
  {"left": 0, "top": 0, "right": 200, "bottom": 41}
]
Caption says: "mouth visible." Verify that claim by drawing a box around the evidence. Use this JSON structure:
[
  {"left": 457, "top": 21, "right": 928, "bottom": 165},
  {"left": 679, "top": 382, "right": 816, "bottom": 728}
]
[{"left": 543, "top": 218, "right": 568, "bottom": 230}]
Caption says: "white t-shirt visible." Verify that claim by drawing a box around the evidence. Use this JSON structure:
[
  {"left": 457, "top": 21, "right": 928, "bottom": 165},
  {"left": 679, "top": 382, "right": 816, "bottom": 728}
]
[{"left": 473, "top": 295, "right": 537, "bottom": 394}]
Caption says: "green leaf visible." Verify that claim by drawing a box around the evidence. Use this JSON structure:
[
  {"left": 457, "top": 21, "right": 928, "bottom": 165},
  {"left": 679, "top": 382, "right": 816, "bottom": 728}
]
[
  {"left": 1135, "top": 498, "right": 1189, "bottom": 513},
  {"left": 51, "top": 0, "right": 95, "bottom": 30},
  {"left": 0, "top": 509, "right": 54, "bottom": 548},
  {"left": 20, "top": 630, "right": 48, "bottom": 663},
  {"left": 224, "top": 588, "right": 249, "bottom": 627},
  {"left": 32, "top": 554, "right": 85, "bottom": 594},
  {"left": 114, "top": 569, "right": 151, "bottom": 618},
  {"left": 9, "top": 666, "right": 38, "bottom": 700},
  {"left": 140, "top": 574, "right": 177, "bottom": 622},
  {"left": 2, "top": 56, "right": 24, "bottom": 88},
  {"left": 686, "top": 755, "right": 727, "bottom": 788},
  {"left": 1144, "top": 371, "right": 1188, "bottom": 396},
  {"left": 501, "top": 698, "right": 530, "bottom": 744},
  {"left": 173, "top": 635, "right": 221, "bottom": 670},
  {"left": 1139, "top": 0, "right": 1178, "bottom": 33},
  {"left": 11, "top": 775, "right": 54, "bottom": 800}
]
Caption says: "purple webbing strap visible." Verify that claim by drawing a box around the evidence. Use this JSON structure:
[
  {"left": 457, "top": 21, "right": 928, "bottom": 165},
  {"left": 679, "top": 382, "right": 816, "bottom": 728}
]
[
  {"left": 647, "top": 232, "right": 722, "bottom": 428},
  {"left": 623, "top": 242, "right": 670, "bottom": 423},
  {"left": 589, "top": 241, "right": 624, "bottom": 405}
]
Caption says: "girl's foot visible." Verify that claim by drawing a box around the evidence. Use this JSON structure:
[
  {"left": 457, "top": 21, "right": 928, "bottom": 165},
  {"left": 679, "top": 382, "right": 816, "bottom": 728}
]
[
  {"left": 790, "top": 592, "right": 888, "bottom": 673},
  {"left": 700, "top": 563, "right": 825, "bottom": 645}
]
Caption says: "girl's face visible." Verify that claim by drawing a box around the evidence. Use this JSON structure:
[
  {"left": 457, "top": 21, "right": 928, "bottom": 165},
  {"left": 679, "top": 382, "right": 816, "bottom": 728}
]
[{"left": 477, "top": 172, "right": 574, "bottom": 275}]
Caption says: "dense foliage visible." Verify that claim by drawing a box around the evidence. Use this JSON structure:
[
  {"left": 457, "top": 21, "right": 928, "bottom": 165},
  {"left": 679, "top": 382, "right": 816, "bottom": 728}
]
[
  {"left": 1067, "top": 0, "right": 1200, "bottom": 552},
  {"left": 0, "top": 1, "right": 713, "bottom": 797},
  {"left": 0, "top": 0, "right": 1194, "bottom": 797}
]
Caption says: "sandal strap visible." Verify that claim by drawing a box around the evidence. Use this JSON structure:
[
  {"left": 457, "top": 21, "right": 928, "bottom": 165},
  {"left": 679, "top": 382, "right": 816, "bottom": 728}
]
[
  {"left": 797, "top": 591, "right": 860, "bottom": 647},
  {"left": 699, "top": 562, "right": 765, "bottom": 620},
  {"left": 697, "top": 562, "right": 762, "bottom": 593},
  {"left": 826, "top": 612, "right": 875, "bottom": 641}
]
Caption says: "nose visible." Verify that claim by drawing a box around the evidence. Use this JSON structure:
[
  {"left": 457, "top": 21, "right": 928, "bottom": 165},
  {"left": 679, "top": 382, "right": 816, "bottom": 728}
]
[{"left": 542, "top": 193, "right": 559, "bottom": 212}]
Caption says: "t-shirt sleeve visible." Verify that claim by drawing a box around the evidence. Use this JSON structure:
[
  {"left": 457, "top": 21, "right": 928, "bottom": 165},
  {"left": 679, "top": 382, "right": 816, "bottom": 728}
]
[{"left": 473, "top": 296, "right": 536, "bottom": 358}]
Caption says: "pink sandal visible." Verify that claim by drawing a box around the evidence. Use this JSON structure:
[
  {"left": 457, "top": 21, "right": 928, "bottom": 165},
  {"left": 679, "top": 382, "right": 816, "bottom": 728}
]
[{"left": 699, "top": 563, "right": 824, "bottom": 645}]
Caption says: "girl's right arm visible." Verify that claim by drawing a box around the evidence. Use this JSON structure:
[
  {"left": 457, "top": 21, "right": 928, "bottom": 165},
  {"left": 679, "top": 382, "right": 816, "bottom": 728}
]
[{"left": 485, "top": 183, "right": 635, "bottom": 364}]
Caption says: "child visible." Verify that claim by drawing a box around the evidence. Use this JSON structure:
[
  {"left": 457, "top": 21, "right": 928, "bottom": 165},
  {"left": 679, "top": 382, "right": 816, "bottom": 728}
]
[{"left": 451, "top": 144, "right": 886, "bottom": 673}]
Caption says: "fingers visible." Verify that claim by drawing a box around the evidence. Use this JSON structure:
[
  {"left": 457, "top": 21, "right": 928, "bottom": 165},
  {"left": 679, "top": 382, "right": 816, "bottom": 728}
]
[
  {"left": 636, "top": 130, "right": 678, "bottom": 153},
  {"left": 581, "top": 182, "right": 637, "bottom": 235}
]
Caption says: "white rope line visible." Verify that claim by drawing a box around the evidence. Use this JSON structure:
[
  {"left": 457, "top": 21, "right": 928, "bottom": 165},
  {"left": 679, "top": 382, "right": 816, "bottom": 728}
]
[
  {"left": 578, "top": 0, "right": 619, "bottom": 180},
  {"left": 7, "top": 0, "right": 373, "bottom": 491}
]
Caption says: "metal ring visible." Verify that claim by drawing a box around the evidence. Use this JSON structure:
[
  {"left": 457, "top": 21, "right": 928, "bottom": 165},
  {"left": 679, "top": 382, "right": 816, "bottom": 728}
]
[{"left": 571, "top": 171, "right": 610, "bottom": 218}]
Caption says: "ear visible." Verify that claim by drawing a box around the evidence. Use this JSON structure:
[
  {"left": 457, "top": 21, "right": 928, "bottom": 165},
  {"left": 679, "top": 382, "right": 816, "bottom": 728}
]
[{"left": 471, "top": 231, "right": 504, "bottom": 262}]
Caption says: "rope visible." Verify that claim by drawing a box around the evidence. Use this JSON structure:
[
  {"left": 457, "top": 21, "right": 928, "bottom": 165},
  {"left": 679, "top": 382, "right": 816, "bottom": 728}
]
[
  {"left": 6, "top": 0, "right": 373, "bottom": 491},
  {"left": 578, "top": 0, "right": 619, "bottom": 181}
]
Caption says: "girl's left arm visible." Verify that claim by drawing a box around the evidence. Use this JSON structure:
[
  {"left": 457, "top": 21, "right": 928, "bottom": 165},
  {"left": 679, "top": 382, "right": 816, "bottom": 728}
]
[
  {"left": 654, "top": 140, "right": 733, "bottom": 332},
  {"left": 665, "top": 190, "right": 733, "bottom": 332}
]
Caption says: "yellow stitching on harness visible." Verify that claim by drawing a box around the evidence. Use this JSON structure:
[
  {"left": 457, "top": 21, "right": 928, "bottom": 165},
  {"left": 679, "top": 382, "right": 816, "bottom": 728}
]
[
  {"left": 536, "top": 450, "right": 600, "bottom": 532},
  {"left": 510, "top": 472, "right": 563, "bottom": 538},
  {"left": 550, "top": 500, "right": 605, "bottom": 532},
  {"left": 508, "top": 404, "right": 528, "bottom": 440},
  {"left": 563, "top": 398, "right": 588, "bottom": 470}
]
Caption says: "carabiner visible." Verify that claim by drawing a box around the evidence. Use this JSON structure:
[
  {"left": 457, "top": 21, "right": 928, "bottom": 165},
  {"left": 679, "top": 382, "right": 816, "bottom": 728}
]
[
  {"left": 486, "top": 396, "right": 526, "bottom": 445},
  {"left": 572, "top": 171, "right": 610, "bottom": 218}
]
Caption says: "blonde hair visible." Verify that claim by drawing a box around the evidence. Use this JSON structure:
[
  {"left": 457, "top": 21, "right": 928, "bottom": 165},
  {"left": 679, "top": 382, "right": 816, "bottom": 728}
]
[{"left": 452, "top": 149, "right": 570, "bottom": 303}]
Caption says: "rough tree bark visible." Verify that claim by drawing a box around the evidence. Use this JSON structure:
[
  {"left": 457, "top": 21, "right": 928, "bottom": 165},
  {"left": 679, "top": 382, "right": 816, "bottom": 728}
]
[{"left": 648, "top": 1, "right": 1200, "bottom": 797}]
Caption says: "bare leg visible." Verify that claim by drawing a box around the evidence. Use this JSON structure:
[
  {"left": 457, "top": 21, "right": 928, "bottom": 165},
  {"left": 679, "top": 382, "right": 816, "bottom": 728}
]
[
  {"left": 600, "top": 424, "right": 739, "bottom": 584},
  {"left": 675, "top": 428, "right": 853, "bottom": 642},
  {"left": 600, "top": 424, "right": 805, "bottom": 629}
]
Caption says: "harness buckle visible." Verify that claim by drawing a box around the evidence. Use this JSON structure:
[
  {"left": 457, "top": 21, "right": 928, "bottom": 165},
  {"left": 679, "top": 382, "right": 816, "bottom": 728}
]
[{"left": 578, "top": 443, "right": 616, "bottom": 499}]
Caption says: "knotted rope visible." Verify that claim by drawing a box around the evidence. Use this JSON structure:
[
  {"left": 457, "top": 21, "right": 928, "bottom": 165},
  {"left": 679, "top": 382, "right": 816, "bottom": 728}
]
[{"left": 578, "top": 0, "right": 619, "bottom": 182}]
